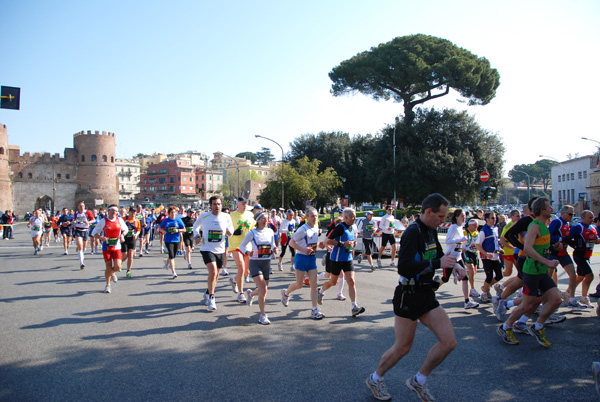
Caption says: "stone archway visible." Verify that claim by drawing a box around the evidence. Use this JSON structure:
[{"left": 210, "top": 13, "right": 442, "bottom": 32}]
[{"left": 34, "top": 195, "right": 53, "bottom": 212}]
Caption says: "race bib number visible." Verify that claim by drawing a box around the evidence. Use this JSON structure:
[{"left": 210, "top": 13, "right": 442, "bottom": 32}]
[
  {"left": 126, "top": 230, "right": 134, "bottom": 237},
  {"left": 587, "top": 239, "right": 595, "bottom": 250},
  {"left": 107, "top": 237, "right": 118, "bottom": 246},
  {"left": 168, "top": 226, "right": 177, "bottom": 234},
  {"left": 424, "top": 241, "right": 437, "bottom": 261},
  {"left": 208, "top": 230, "right": 223, "bottom": 242},
  {"left": 257, "top": 244, "right": 272, "bottom": 258},
  {"left": 365, "top": 224, "right": 373, "bottom": 232},
  {"left": 308, "top": 243, "right": 318, "bottom": 254},
  {"left": 33, "top": 226, "right": 41, "bottom": 231},
  {"left": 186, "top": 227, "right": 193, "bottom": 233}
]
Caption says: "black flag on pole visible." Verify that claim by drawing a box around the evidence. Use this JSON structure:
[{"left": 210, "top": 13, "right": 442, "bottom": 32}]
[{"left": 1, "top": 86, "right": 21, "bottom": 110}]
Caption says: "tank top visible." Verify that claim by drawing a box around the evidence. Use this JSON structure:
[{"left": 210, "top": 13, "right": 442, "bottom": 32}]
[{"left": 522, "top": 219, "right": 550, "bottom": 275}]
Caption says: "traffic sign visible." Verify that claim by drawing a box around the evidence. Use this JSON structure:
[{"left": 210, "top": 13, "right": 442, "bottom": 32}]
[{"left": 480, "top": 171, "right": 489, "bottom": 182}]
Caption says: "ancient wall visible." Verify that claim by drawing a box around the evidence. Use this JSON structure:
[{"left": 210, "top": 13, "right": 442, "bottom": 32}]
[
  {"left": 0, "top": 124, "right": 12, "bottom": 212},
  {"left": 12, "top": 182, "right": 79, "bottom": 214}
]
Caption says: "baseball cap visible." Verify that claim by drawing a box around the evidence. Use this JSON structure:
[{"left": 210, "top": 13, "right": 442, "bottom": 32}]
[
  {"left": 235, "top": 197, "right": 247, "bottom": 203},
  {"left": 252, "top": 204, "right": 263, "bottom": 210},
  {"left": 365, "top": 211, "right": 373, "bottom": 215}
]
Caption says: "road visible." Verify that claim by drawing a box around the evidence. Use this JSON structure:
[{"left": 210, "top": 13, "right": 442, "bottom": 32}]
[{"left": 1, "top": 224, "right": 599, "bottom": 401}]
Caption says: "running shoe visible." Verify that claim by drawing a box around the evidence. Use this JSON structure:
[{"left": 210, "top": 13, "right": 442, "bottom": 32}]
[
  {"left": 497, "top": 324, "right": 519, "bottom": 345},
  {"left": 480, "top": 293, "right": 491, "bottom": 303},
  {"left": 90, "top": 250, "right": 94, "bottom": 255},
  {"left": 230, "top": 277, "right": 239, "bottom": 293},
  {"left": 163, "top": 259, "right": 169, "bottom": 270},
  {"left": 39, "top": 245, "right": 43, "bottom": 251},
  {"left": 289, "top": 265, "right": 295, "bottom": 273},
  {"left": 80, "top": 264, "right": 85, "bottom": 270},
  {"left": 512, "top": 322, "right": 529, "bottom": 334},
  {"left": 145, "top": 249, "right": 150, "bottom": 254},
  {"left": 281, "top": 289, "right": 290, "bottom": 307},
  {"left": 104, "top": 285, "right": 111, "bottom": 294},
  {"left": 279, "top": 262, "right": 284, "bottom": 271},
  {"left": 357, "top": 254, "right": 363, "bottom": 264},
  {"left": 258, "top": 314, "right": 271, "bottom": 325},
  {"left": 303, "top": 278, "right": 310, "bottom": 287},
  {"left": 139, "top": 252, "right": 143, "bottom": 258},
  {"left": 370, "top": 265, "right": 375, "bottom": 272},
  {"left": 406, "top": 375, "right": 435, "bottom": 402},
  {"left": 336, "top": 294, "right": 347, "bottom": 301},
  {"left": 237, "top": 292, "right": 247, "bottom": 303},
  {"left": 377, "top": 259, "right": 382, "bottom": 268},
  {"left": 592, "top": 362, "right": 600, "bottom": 396},
  {"left": 245, "top": 275, "right": 251, "bottom": 283},
  {"left": 202, "top": 292, "right": 209, "bottom": 305},
  {"left": 188, "top": 263, "right": 192, "bottom": 270},
  {"left": 469, "top": 288, "right": 480, "bottom": 298},
  {"left": 545, "top": 314, "right": 566, "bottom": 325},
  {"left": 365, "top": 375, "right": 392, "bottom": 401},
  {"left": 172, "top": 272, "right": 177, "bottom": 279},
  {"left": 221, "top": 268, "right": 229, "bottom": 276},
  {"left": 493, "top": 283, "right": 503, "bottom": 297},
  {"left": 352, "top": 306, "right": 366, "bottom": 317},
  {"left": 317, "top": 288, "right": 324, "bottom": 305},
  {"left": 560, "top": 291, "right": 570, "bottom": 306},
  {"left": 579, "top": 296, "right": 592, "bottom": 308},
  {"left": 389, "top": 261, "right": 396, "bottom": 268},
  {"left": 535, "top": 304, "right": 543, "bottom": 314},
  {"left": 567, "top": 300, "right": 587, "bottom": 310},
  {"left": 464, "top": 300, "right": 479, "bottom": 309},
  {"left": 527, "top": 325, "right": 551, "bottom": 347},
  {"left": 34, "top": 249, "right": 37, "bottom": 255},
  {"left": 111, "top": 274, "right": 118, "bottom": 283},
  {"left": 126, "top": 271, "right": 132, "bottom": 279},
  {"left": 310, "top": 308, "right": 325, "bottom": 320},
  {"left": 207, "top": 296, "right": 217, "bottom": 310},
  {"left": 246, "top": 289, "right": 253, "bottom": 306}
]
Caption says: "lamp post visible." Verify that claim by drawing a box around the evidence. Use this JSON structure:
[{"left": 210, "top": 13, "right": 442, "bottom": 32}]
[
  {"left": 392, "top": 116, "right": 399, "bottom": 212},
  {"left": 255, "top": 135, "right": 284, "bottom": 209},
  {"left": 513, "top": 169, "right": 531, "bottom": 201}
]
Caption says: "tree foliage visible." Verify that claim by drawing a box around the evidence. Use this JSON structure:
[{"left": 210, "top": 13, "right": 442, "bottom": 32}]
[
  {"left": 258, "top": 157, "right": 341, "bottom": 210},
  {"left": 329, "top": 34, "right": 500, "bottom": 122},
  {"left": 255, "top": 147, "right": 275, "bottom": 165},
  {"left": 509, "top": 159, "right": 554, "bottom": 193},
  {"left": 219, "top": 169, "right": 261, "bottom": 199},
  {"left": 235, "top": 152, "right": 257, "bottom": 163}
]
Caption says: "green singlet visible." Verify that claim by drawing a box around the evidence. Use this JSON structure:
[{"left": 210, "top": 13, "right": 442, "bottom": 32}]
[{"left": 522, "top": 219, "right": 551, "bottom": 275}]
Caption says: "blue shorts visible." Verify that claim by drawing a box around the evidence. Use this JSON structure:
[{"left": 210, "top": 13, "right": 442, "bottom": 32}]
[
  {"left": 294, "top": 253, "right": 317, "bottom": 272},
  {"left": 547, "top": 253, "right": 573, "bottom": 268}
]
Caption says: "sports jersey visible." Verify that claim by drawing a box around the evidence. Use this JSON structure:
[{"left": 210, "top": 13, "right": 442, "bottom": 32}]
[
  {"left": 500, "top": 220, "right": 515, "bottom": 255},
  {"left": 30, "top": 217, "right": 44, "bottom": 234},
  {"left": 548, "top": 216, "right": 571, "bottom": 257},
  {"left": 182, "top": 216, "right": 195, "bottom": 238},
  {"left": 159, "top": 217, "right": 185, "bottom": 243},
  {"left": 357, "top": 217, "right": 376, "bottom": 240},
  {"left": 124, "top": 218, "right": 141, "bottom": 238},
  {"left": 73, "top": 210, "right": 95, "bottom": 230},
  {"left": 291, "top": 222, "right": 320, "bottom": 256},
  {"left": 445, "top": 223, "right": 467, "bottom": 261},
  {"left": 239, "top": 228, "right": 277, "bottom": 260},
  {"left": 379, "top": 213, "right": 396, "bottom": 235},
  {"left": 328, "top": 222, "right": 355, "bottom": 262},
  {"left": 522, "top": 219, "right": 551, "bottom": 275},
  {"left": 279, "top": 218, "right": 297, "bottom": 246},
  {"left": 229, "top": 210, "right": 255, "bottom": 251},
  {"left": 476, "top": 225, "right": 500, "bottom": 260},
  {"left": 92, "top": 216, "right": 128, "bottom": 250},
  {"left": 570, "top": 222, "right": 598, "bottom": 259},
  {"left": 193, "top": 211, "right": 234, "bottom": 254}
]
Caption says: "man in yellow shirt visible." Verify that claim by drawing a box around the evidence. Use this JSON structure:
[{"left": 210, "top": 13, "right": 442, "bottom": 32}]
[{"left": 228, "top": 197, "right": 255, "bottom": 303}]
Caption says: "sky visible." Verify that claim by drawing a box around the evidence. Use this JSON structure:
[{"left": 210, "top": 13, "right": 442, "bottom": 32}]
[{"left": 1, "top": 0, "right": 599, "bottom": 175}]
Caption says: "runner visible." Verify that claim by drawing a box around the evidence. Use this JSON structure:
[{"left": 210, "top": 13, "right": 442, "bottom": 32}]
[
  {"left": 278, "top": 209, "right": 297, "bottom": 272},
  {"left": 240, "top": 210, "right": 278, "bottom": 324},
  {"left": 88, "top": 208, "right": 100, "bottom": 254},
  {"left": 57, "top": 208, "right": 73, "bottom": 255},
  {"left": 319, "top": 207, "right": 366, "bottom": 317},
  {"left": 462, "top": 219, "right": 481, "bottom": 298},
  {"left": 280, "top": 207, "right": 325, "bottom": 320},
  {"left": 474, "top": 212, "right": 503, "bottom": 303},
  {"left": 365, "top": 193, "right": 464, "bottom": 401},
  {"left": 376, "top": 206, "right": 397, "bottom": 269},
  {"left": 547, "top": 205, "right": 579, "bottom": 308},
  {"left": 92, "top": 205, "right": 128, "bottom": 293},
  {"left": 120, "top": 208, "right": 141, "bottom": 278},
  {"left": 446, "top": 209, "right": 479, "bottom": 309},
  {"left": 28, "top": 209, "right": 45, "bottom": 255},
  {"left": 498, "top": 209, "right": 521, "bottom": 278},
  {"left": 193, "top": 195, "right": 234, "bottom": 310},
  {"left": 51, "top": 211, "right": 60, "bottom": 242},
  {"left": 182, "top": 209, "right": 196, "bottom": 269},
  {"left": 42, "top": 212, "right": 52, "bottom": 247},
  {"left": 497, "top": 197, "right": 562, "bottom": 347},
  {"left": 72, "top": 201, "right": 96, "bottom": 269},
  {"left": 158, "top": 206, "right": 186, "bottom": 279},
  {"left": 357, "top": 211, "right": 377, "bottom": 271},
  {"left": 228, "top": 197, "right": 255, "bottom": 302},
  {"left": 569, "top": 210, "right": 599, "bottom": 308}
]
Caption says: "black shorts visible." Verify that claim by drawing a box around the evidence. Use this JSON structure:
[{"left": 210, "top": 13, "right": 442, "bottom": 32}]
[
  {"left": 392, "top": 285, "right": 440, "bottom": 321},
  {"left": 362, "top": 238, "right": 374, "bottom": 255},
  {"left": 165, "top": 242, "right": 178, "bottom": 259},
  {"left": 121, "top": 236, "right": 136, "bottom": 252},
  {"left": 515, "top": 255, "right": 526, "bottom": 280},
  {"left": 522, "top": 272, "right": 556, "bottom": 298},
  {"left": 201, "top": 251, "right": 224, "bottom": 269},
  {"left": 72, "top": 229, "right": 89, "bottom": 241},
  {"left": 60, "top": 227, "right": 72, "bottom": 237},
  {"left": 574, "top": 256, "right": 592, "bottom": 276},
  {"left": 183, "top": 235, "right": 194, "bottom": 248},
  {"left": 330, "top": 260, "right": 354, "bottom": 276},
  {"left": 249, "top": 259, "right": 270, "bottom": 280},
  {"left": 381, "top": 233, "right": 395, "bottom": 248},
  {"left": 462, "top": 251, "right": 479, "bottom": 268}
]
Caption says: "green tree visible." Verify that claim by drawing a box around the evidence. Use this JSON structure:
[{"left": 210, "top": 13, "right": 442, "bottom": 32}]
[
  {"left": 219, "top": 169, "right": 261, "bottom": 199},
  {"left": 509, "top": 159, "right": 554, "bottom": 194},
  {"left": 258, "top": 157, "right": 341, "bottom": 210},
  {"left": 374, "top": 107, "right": 505, "bottom": 205},
  {"left": 329, "top": 34, "right": 500, "bottom": 123},
  {"left": 235, "top": 152, "right": 257, "bottom": 163},
  {"left": 255, "top": 147, "right": 275, "bottom": 165}
]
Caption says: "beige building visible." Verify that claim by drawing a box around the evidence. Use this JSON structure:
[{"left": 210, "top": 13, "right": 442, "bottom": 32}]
[{"left": 116, "top": 158, "right": 141, "bottom": 202}]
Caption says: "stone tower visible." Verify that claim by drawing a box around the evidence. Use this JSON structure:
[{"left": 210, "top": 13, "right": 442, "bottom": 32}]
[
  {"left": 74, "top": 130, "right": 118, "bottom": 207},
  {"left": 0, "top": 124, "right": 13, "bottom": 212}
]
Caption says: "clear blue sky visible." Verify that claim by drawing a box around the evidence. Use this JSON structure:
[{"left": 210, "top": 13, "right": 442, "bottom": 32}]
[{"left": 1, "top": 0, "right": 599, "bottom": 174}]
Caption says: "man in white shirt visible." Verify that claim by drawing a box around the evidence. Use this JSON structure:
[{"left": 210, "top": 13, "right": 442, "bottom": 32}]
[{"left": 377, "top": 206, "right": 397, "bottom": 269}]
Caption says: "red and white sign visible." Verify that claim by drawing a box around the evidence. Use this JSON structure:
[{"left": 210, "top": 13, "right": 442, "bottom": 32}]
[{"left": 480, "top": 171, "right": 489, "bottom": 182}]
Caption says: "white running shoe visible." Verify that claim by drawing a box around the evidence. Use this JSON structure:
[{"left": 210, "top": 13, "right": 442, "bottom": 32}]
[
  {"left": 237, "top": 292, "right": 247, "bottom": 303},
  {"left": 172, "top": 272, "right": 177, "bottom": 279},
  {"left": 111, "top": 274, "right": 118, "bottom": 283},
  {"left": 221, "top": 268, "right": 229, "bottom": 276},
  {"left": 202, "top": 293, "right": 210, "bottom": 305},
  {"left": 336, "top": 294, "right": 347, "bottom": 301},
  {"left": 278, "top": 262, "right": 283, "bottom": 271},
  {"left": 245, "top": 275, "right": 251, "bottom": 283},
  {"left": 310, "top": 308, "right": 325, "bottom": 320},
  {"left": 389, "top": 261, "right": 396, "bottom": 268},
  {"left": 246, "top": 289, "right": 254, "bottom": 306},
  {"left": 230, "top": 277, "right": 239, "bottom": 293},
  {"left": 207, "top": 296, "right": 217, "bottom": 310},
  {"left": 290, "top": 265, "right": 295, "bottom": 273},
  {"left": 281, "top": 289, "right": 290, "bottom": 307},
  {"left": 469, "top": 288, "right": 480, "bottom": 298},
  {"left": 258, "top": 314, "right": 271, "bottom": 325},
  {"left": 464, "top": 300, "right": 479, "bottom": 309},
  {"left": 377, "top": 259, "right": 382, "bottom": 268},
  {"left": 104, "top": 285, "right": 111, "bottom": 294}
]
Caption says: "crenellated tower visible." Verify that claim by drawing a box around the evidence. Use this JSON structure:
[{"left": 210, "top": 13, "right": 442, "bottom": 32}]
[
  {"left": 0, "top": 124, "right": 13, "bottom": 212},
  {"left": 73, "top": 130, "right": 119, "bottom": 207}
]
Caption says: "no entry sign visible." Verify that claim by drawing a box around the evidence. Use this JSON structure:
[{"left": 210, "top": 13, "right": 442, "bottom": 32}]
[{"left": 480, "top": 171, "right": 489, "bottom": 182}]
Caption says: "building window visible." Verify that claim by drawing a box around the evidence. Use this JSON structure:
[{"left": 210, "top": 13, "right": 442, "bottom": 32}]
[
  {"left": 584, "top": 171, "right": 588, "bottom": 178},
  {"left": 571, "top": 173, "right": 575, "bottom": 181},
  {"left": 111, "top": 156, "right": 114, "bottom": 163},
  {"left": 182, "top": 186, "right": 186, "bottom": 190},
  {"left": 81, "top": 155, "right": 85, "bottom": 162},
  {"left": 66, "top": 174, "right": 70, "bottom": 179},
  {"left": 102, "top": 155, "right": 107, "bottom": 162},
  {"left": 0, "top": 147, "right": 4, "bottom": 155},
  {"left": 579, "top": 171, "right": 582, "bottom": 179},
  {"left": 27, "top": 173, "right": 32, "bottom": 179},
  {"left": 18, "top": 172, "right": 22, "bottom": 178},
  {"left": 91, "top": 155, "right": 97, "bottom": 162},
  {"left": 558, "top": 176, "right": 561, "bottom": 182},
  {"left": 572, "top": 189, "right": 575, "bottom": 203},
  {"left": 170, "top": 177, "right": 174, "bottom": 183},
  {"left": 56, "top": 174, "right": 61, "bottom": 179}
]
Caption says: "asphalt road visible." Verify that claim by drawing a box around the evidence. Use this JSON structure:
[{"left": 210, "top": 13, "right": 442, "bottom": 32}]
[{"left": 1, "top": 224, "right": 599, "bottom": 401}]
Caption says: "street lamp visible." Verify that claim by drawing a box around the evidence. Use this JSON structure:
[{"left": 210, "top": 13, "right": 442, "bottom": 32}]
[
  {"left": 255, "top": 135, "right": 284, "bottom": 209},
  {"left": 512, "top": 169, "right": 531, "bottom": 201},
  {"left": 539, "top": 155, "right": 567, "bottom": 171},
  {"left": 392, "top": 116, "right": 399, "bottom": 212}
]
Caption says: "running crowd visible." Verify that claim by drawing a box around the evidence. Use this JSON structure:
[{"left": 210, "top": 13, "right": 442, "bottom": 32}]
[{"left": 17, "top": 194, "right": 600, "bottom": 401}]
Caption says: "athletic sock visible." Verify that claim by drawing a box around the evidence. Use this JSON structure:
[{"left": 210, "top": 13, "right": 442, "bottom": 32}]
[
  {"left": 506, "top": 300, "right": 515, "bottom": 308},
  {"left": 352, "top": 301, "right": 357, "bottom": 308},
  {"left": 337, "top": 275, "right": 345, "bottom": 294},
  {"left": 502, "top": 323, "right": 510, "bottom": 331},
  {"left": 372, "top": 372, "right": 383, "bottom": 382},
  {"left": 415, "top": 372, "right": 427, "bottom": 385},
  {"left": 465, "top": 298, "right": 469, "bottom": 303},
  {"left": 78, "top": 250, "right": 84, "bottom": 265},
  {"left": 534, "top": 322, "right": 544, "bottom": 330},
  {"left": 518, "top": 315, "right": 530, "bottom": 324}
]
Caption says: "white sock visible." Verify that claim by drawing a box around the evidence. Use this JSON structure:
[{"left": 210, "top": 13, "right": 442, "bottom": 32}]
[
  {"left": 506, "top": 300, "right": 515, "bottom": 308},
  {"left": 352, "top": 301, "right": 357, "bottom": 308},
  {"left": 372, "top": 371, "right": 383, "bottom": 382},
  {"left": 337, "top": 276, "right": 345, "bottom": 294},
  {"left": 415, "top": 372, "right": 427, "bottom": 385},
  {"left": 518, "top": 315, "right": 530, "bottom": 324},
  {"left": 78, "top": 250, "right": 84, "bottom": 265}
]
